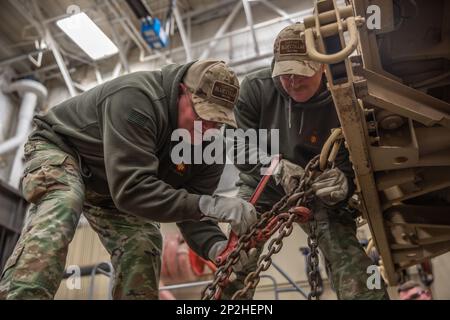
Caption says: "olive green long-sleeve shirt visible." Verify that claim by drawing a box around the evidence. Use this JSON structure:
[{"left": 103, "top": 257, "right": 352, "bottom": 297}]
[{"left": 30, "top": 62, "right": 226, "bottom": 258}]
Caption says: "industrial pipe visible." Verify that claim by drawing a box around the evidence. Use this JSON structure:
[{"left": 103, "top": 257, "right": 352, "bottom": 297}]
[{"left": 0, "top": 79, "right": 47, "bottom": 156}]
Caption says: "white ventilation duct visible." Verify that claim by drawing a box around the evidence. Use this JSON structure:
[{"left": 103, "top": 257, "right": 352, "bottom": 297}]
[
  {"left": 0, "top": 79, "right": 47, "bottom": 156},
  {"left": 0, "top": 79, "right": 47, "bottom": 187}
]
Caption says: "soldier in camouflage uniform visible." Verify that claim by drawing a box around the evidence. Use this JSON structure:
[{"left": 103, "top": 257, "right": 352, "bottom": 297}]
[
  {"left": 0, "top": 60, "right": 257, "bottom": 299},
  {"left": 217, "top": 23, "right": 390, "bottom": 300}
]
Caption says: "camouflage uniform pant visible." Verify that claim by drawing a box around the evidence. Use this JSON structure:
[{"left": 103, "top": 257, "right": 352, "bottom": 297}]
[
  {"left": 0, "top": 139, "right": 162, "bottom": 300},
  {"left": 221, "top": 183, "right": 389, "bottom": 300}
]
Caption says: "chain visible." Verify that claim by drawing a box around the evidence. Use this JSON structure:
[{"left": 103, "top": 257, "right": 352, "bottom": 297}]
[
  {"left": 201, "top": 155, "right": 322, "bottom": 300},
  {"left": 307, "top": 217, "right": 320, "bottom": 300},
  {"left": 201, "top": 199, "right": 283, "bottom": 300},
  {"left": 231, "top": 212, "right": 299, "bottom": 299}
]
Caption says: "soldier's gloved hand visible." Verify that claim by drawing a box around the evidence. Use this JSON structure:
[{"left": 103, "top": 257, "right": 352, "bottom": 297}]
[
  {"left": 311, "top": 167, "right": 348, "bottom": 206},
  {"left": 208, "top": 240, "right": 259, "bottom": 272},
  {"left": 273, "top": 159, "right": 305, "bottom": 195},
  {"left": 199, "top": 195, "right": 257, "bottom": 236}
]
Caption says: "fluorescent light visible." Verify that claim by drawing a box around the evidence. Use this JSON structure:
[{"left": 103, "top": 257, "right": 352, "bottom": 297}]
[{"left": 56, "top": 12, "right": 118, "bottom": 60}]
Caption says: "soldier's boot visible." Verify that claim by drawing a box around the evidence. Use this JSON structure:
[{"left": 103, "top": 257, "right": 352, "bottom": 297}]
[
  {"left": 83, "top": 202, "right": 163, "bottom": 300},
  {"left": 0, "top": 140, "right": 84, "bottom": 299}
]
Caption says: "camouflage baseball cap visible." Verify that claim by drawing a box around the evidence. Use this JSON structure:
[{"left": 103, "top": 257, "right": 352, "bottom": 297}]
[
  {"left": 272, "top": 23, "right": 322, "bottom": 78},
  {"left": 183, "top": 59, "right": 239, "bottom": 128}
]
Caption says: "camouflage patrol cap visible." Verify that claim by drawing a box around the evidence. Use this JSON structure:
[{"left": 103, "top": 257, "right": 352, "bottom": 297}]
[
  {"left": 272, "top": 22, "right": 322, "bottom": 78},
  {"left": 183, "top": 59, "right": 239, "bottom": 128}
]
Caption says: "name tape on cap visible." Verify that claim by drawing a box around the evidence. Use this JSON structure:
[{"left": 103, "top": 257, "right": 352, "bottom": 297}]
[
  {"left": 279, "top": 39, "right": 306, "bottom": 55},
  {"left": 211, "top": 81, "right": 238, "bottom": 104}
]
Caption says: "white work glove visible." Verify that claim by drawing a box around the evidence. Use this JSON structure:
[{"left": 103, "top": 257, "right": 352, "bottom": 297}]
[
  {"left": 199, "top": 195, "right": 257, "bottom": 236},
  {"left": 311, "top": 167, "right": 348, "bottom": 206},
  {"left": 273, "top": 159, "right": 305, "bottom": 194},
  {"left": 208, "top": 240, "right": 259, "bottom": 272}
]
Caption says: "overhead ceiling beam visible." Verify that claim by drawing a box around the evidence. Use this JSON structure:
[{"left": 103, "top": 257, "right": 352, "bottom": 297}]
[
  {"left": 173, "top": 4, "right": 192, "bottom": 61},
  {"left": 9, "top": 0, "right": 77, "bottom": 96},
  {"left": 141, "top": 7, "right": 310, "bottom": 62},
  {"left": 242, "top": 0, "right": 260, "bottom": 55},
  {"left": 0, "top": 34, "right": 34, "bottom": 73},
  {"left": 199, "top": 1, "right": 243, "bottom": 60},
  {"left": 258, "top": 0, "right": 296, "bottom": 24}
]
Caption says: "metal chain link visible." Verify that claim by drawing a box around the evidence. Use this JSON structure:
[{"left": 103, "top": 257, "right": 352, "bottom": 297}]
[
  {"left": 201, "top": 200, "right": 283, "bottom": 300},
  {"left": 231, "top": 212, "right": 299, "bottom": 299},
  {"left": 307, "top": 217, "right": 320, "bottom": 300},
  {"left": 232, "top": 155, "right": 321, "bottom": 300},
  {"left": 202, "top": 155, "right": 322, "bottom": 300}
]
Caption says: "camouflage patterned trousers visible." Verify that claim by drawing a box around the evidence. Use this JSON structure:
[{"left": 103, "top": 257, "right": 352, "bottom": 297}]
[
  {"left": 221, "top": 183, "right": 389, "bottom": 300},
  {"left": 0, "top": 139, "right": 162, "bottom": 300}
]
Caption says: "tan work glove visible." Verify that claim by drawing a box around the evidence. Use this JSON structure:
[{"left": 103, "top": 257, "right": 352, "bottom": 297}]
[
  {"left": 273, "top": 159, "right": 305, "bottom": 194},
  {"left": 311, "top": 167, "right": 348, "bottom": 206},
  {"left": 199, "top": 195, "right": 257, "bottom": 236}
]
